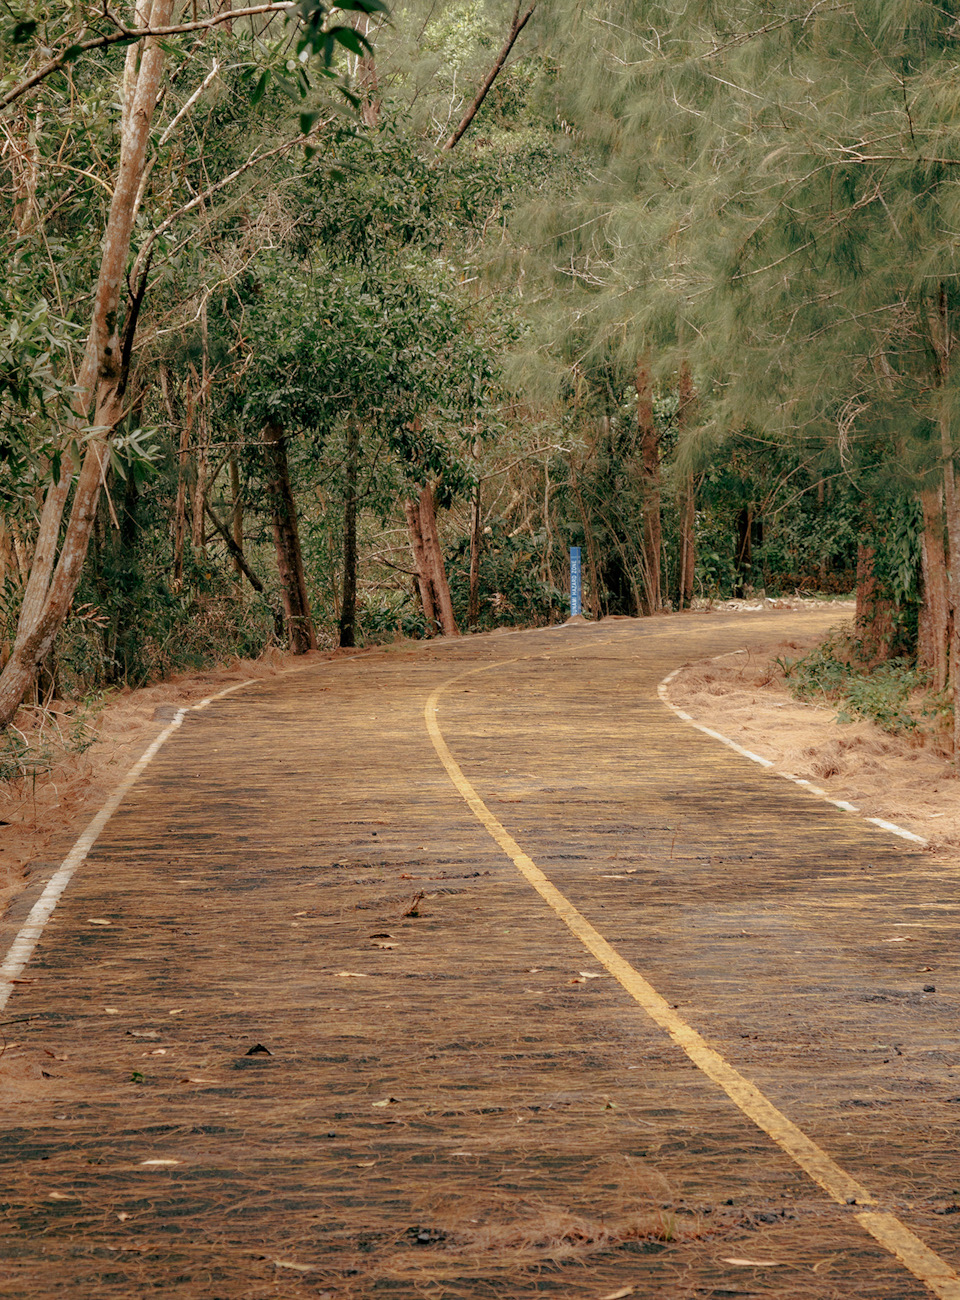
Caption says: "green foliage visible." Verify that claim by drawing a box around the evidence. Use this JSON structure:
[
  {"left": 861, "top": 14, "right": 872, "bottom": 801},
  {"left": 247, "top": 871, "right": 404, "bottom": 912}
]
[
  {"left": 778, "top": 632, "right": 931, "bottom": 735},
  {"left": 448, "top": 525, "right": 564, "bottom": 629}
]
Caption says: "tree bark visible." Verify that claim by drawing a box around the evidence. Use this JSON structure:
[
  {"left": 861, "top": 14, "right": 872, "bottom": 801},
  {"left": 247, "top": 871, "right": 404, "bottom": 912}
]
[
  {"left": 939, "top": 408, "right": 960, "bottom": 756},
  {"left": 677, "top": 361, "right": 696, "bottom": 610},
  {"left": 417, "top": 484, "right": 459, "bottom": 635},
  {"left": 404, "top": 498, "right": 438, "bottom": 633},
  {"left": 338, "top": 418, "right": 360, "bottom": 648},
  {"left": 636, "top": 357, "right": 661, "bottom": 615},
  {"left": 263, "top": 423, "right": 316, "bottom": 654},
  {"left": 229, "top": 452, "right": 243, "bottom": 584},
  {"left": 919, "top": 486, "right": 950, "bottom": 692},
  {"left": 855, "top": 540, "right": 894, "bottom": 663},
  {"left": 0, "top": 0, "right": 175, "bottom": 729},
  {"left": 468, "top": 472, "right": 482, "bottom": 628}
]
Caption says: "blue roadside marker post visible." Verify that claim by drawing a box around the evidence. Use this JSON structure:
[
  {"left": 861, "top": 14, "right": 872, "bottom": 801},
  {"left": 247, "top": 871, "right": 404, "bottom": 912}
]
[{"left": 570, "top": 546, "right": 582, "bottom": 619}]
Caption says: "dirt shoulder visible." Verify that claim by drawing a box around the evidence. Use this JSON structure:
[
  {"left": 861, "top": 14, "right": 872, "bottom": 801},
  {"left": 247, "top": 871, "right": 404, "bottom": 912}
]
[{"left": 664, "top": 603, "right": 960, "bottom": 852}]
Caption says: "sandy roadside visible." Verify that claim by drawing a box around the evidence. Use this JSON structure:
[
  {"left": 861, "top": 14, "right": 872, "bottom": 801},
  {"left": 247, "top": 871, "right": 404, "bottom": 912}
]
[{"left": 664, "top": 602, "right": 960, "bottom": 852}]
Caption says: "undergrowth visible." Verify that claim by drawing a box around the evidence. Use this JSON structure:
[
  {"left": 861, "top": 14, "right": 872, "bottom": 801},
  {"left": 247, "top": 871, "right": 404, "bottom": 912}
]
[
  {"left": 0, "top": 703, "right": 99, "bottom": 786},
  {"left": 776, "top": 630, "right": 948, "bottom": 739}
]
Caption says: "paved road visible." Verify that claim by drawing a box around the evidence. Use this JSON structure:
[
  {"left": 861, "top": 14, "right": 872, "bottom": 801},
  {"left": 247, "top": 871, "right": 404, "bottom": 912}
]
[{"left": 2, "top": 610, "right": 959, "bottom": 1299}]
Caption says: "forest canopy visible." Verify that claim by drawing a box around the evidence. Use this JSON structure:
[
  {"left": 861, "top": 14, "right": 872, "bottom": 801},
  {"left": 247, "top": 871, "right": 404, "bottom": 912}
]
[{"left": 2, "top": 0, "right": 958, "bottom": 748}]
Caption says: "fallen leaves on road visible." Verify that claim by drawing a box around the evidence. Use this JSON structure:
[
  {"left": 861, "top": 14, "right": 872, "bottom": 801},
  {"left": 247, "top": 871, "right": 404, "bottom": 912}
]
[{"left": 273, "top": 1259, "right": 315, "bottom": 1273}]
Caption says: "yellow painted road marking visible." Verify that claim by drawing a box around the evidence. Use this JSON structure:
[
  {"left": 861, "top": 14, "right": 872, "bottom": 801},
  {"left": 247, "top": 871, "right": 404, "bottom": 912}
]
[{"left": 425, "top": 667, "right": 960, "bottom": 1300}]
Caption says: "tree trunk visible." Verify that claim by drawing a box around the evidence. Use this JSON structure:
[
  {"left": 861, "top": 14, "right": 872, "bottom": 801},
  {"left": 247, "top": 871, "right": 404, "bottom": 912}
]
[
  {"left": 441, "top": 2, "right": 538, "bottom": 151},
  {"left": 229, "top": 452, "right": 243, "bottom": 585},
  {"left": 855, "top": 541, "right": 894, "bottom": 663},
  {"left": 404, "top": 498, "right": 438, "bottom": 633},
  {"left": 338, "top": 418, "right": 360, "bottom": 648},
  {"left": 919, "top": 487, "right": 950, "bottom": 692},
  {"left": 636, "top": 357, "right": 661, "bottom": 614},
  {"left": 263, "top": 423, "right": 316, "bottom": 654},
  {"left": 468, "top": 473, "right": 482, "bottom": 628},
  {"left": 417, "top": 484, "right": 459, "bottom": 636},
  {"left": 939, "top": 408, "right": 960, "bottom": 756},
  {"left": 0, "top": 0, "right": 175, "bottom": 729},
  {"left": 677, "top": 361, "right": 696, "bottom": 610}
]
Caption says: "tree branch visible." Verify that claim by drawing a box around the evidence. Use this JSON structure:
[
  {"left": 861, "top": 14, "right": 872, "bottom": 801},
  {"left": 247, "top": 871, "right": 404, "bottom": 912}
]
[
  {"left": 1, "top": 4, "right": 291, "bottom": 110},
  {"left": 204, "top": 499, "right": 265, "bottom": 592},
  {"left": 441, "top": 1, "right": 537, "bottom": 151}
]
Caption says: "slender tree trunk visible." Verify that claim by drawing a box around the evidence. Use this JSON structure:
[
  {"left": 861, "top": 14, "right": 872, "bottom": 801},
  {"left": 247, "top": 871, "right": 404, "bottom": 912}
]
[
  {"left": 856, "top": 540, "right": 894, "bottom": 662},
  {"left": 441, "top": 1, "right": 537, "bottom": 151},
  {"left": 263, "top": 423, "right": 316, "bottom": 654},
  {"left": 677, "top": 361, "right": 696, "bottom": 610},
  {"left": 338, "top": 418, "right": 360, "bottom": 648},
  {"left": 0, "top": 0, "right": 175, "bottom": 729},
  {"left": 468, "top": 473, "right": 483, "bottom": 628},
  {"left": 191, "top": 341, "right": 209, "bottom": 551},
  {"left": 919, "top": 487, "right": 950, "bottom": 693},
  {"left": 636, "top": 357, "right": 661, "bottom": 614},
  {"left": 939, "top": 409, "right": 960, "bottom": 756},
  {"left": 418, "top": 484, "right": 459, "bottom": 635},
  {"left": 404, "top": 498, "right": 438, "bottom": 633},
  {"left": 229, "top": 452, "right": 243, "bottom": 584}
]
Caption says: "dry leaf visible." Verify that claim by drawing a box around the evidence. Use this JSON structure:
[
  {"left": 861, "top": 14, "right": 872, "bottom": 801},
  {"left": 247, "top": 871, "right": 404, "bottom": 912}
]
[
  {"left": 334, "top": 971, "right": 370, "bottom": 978},
  {"left": 881, "top": 936, "right": 914, "bottom": 943},
  {"left": 117, "top": 1212, "right": 130, "bottom": 1222},
  {"left": 87, "top": 918, "right": 112, "bottom": 926},
  {"left": 372, "top": 941, "right": 398, "bottom": 949},
  {"left": 372, "top": 1097, "right": 400, "bottom": 1107},
  {"left": 104, "top": 1007, "right": 120, "bottom": 1015},
  {"left": 356, "top": 1161, "right": 376, "bottom": 1168},
  {"left": 48, "top": 1192, "right": 73, "bottom": 1201},
  {"left": 181, "top": 1077, "right": 216, "bottom": 1084},
  {"left": 140, "top": 1159, "right": 179, "bottom": 1167},
  {"left": 168, "top": 1009, "right": 183, "bottom": 1015},
  {"left": 721, "top": 1257, "right": 784, "bottom": 1267},
  {"left": 600, "top": 1288, "right": 635, "bottom": 1300},
  {"left": 579, "top": 971, "right": 604, "bottom": 979},
  {"left": 273, "top": 1259, "right": 315, "bottom": 1273}
]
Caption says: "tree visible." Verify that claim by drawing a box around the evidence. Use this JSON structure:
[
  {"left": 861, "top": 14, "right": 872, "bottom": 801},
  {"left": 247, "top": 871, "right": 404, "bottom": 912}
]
[{"left": 0, "top": 0, "right": 387, "bottom": 721}]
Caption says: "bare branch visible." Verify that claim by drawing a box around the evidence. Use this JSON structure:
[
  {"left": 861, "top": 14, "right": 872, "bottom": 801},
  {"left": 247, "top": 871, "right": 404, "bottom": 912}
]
[
  {"left": 441, "top": 1, "right": 537, "bottom": 151},
  {"left": 1, "top": 4, "right": 291, "bottom": 111}
]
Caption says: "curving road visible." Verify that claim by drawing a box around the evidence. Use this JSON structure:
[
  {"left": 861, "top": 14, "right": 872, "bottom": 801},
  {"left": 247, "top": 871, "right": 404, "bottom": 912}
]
[{"left": 2, "top": 610, "right": 959, "bottom": 1299}]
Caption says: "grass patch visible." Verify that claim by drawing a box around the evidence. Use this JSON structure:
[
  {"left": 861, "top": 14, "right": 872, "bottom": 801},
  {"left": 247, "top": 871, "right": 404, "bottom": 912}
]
[{"left": 776, "top": 630, "right": 948, "bottom": 739}]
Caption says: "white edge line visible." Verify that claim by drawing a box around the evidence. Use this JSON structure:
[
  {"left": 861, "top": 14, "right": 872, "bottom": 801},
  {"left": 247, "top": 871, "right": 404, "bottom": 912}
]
[
  {"left": 657, "top": 663, "right": 929, "bottom": 849},
  {"left": 0, "top": 668, "right": 304, "bottom": 1015}
]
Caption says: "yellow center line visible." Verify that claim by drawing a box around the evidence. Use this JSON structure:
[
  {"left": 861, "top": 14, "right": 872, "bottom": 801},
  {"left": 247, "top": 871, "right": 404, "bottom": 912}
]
[{"left": 424, "top": 660, "right": 960, "bottom": 1300}]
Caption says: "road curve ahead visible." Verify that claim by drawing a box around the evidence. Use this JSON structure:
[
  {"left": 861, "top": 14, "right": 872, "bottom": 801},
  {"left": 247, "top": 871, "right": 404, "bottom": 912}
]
[{"left": 2, "top": 610, "right": 959, "bottom": 1300}]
